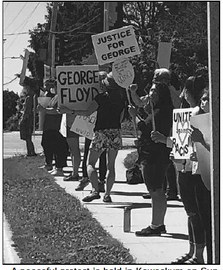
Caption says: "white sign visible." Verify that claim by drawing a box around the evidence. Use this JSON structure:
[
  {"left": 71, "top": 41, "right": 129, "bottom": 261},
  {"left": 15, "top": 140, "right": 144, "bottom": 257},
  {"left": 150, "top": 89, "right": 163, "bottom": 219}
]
[
  {"left": 92, "top": 26, "right": 140, "bottom": 65},
  {"left": 191, "top": 113, "right": 211, "bottom": 190},
  {"left": 157, "top": 42, "right": 172, "bottom": 69},
  {"left": 112, "top": 58, "right": 134, "bottom": 88},
  {"left": 37, "top": 97, "right": 51, "bottom": 108},
  {"left": 19, "top": 49, "right": 30, "bottom": 85},
  {"left": 172, "top": 108, "right": 194, "bottom": 159},
  {"left": 70, "top": 112, "right": 97, "bottom": 140},
  {"left": 56, "top": 65, "right": 100, "bottom": 110},
  {"left": 44, "top": 64, "right": 51, "bottom": 83}
]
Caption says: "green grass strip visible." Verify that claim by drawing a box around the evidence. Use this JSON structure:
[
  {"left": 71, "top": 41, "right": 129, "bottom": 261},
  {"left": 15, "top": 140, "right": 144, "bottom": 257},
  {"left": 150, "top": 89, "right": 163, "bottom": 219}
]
[{"left": 3, "top": 155, "right": 134, "bottom": 264}]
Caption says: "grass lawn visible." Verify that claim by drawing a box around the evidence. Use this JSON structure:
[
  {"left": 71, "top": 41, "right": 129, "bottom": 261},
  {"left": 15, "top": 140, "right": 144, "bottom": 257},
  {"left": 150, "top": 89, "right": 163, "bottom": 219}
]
[{"left": 3, "top": 154, "right": 134, "bottom": 264}]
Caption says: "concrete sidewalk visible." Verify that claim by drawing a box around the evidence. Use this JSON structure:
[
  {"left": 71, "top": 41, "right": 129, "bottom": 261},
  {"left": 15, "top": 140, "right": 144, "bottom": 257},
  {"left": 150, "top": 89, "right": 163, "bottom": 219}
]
[
  {"left": 3, "top": 132, "right": 191, "bottom": 264},
  {"left": 54, "top": 149, "right": 190, "bottom": 264}
]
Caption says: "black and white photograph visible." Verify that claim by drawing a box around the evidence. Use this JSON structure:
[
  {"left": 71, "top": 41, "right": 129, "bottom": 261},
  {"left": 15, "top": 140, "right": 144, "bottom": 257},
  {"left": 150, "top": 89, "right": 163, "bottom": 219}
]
[{"left": 2, "top": 1, "right": 220, "bottom": 269}]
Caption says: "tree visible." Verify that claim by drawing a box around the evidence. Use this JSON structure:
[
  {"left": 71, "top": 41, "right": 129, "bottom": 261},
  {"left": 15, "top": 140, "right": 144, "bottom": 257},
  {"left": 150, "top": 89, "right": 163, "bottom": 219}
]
[
  {"left": 123, "top": 2, "right": 208, "bottom": 93},
  {"left": 3, "top": 90, "right": 19, "bottom": 129}
]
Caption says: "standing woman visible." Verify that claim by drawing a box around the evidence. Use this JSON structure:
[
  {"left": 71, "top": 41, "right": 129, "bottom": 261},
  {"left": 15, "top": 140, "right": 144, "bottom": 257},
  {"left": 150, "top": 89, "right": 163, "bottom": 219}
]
[
  {"left": 19, "top": 77, "right": 38, "bottom": 156},
  {"left": 129, "top": 68, "right": 174, "bottom": 236},
  {"left": 151, "top": 76, "right": 211, "bottom": 264},
  {"left": 59, "top": 72, "right": 127, "bottom": 202}
]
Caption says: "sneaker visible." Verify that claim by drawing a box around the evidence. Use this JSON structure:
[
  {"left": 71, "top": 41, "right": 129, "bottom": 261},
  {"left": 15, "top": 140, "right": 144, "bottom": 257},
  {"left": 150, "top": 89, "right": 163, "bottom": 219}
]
[
  {"left": 43, "top": 164, "right": 53, "bottom": 171},
  {"left": 103, "top": 194, "right": 112, "bottom": 203},
  {"left": 82, "top": 192, "right": 100, "bottom": 202},
  {"left": 51, "top": 168, "right": 64, "bottom": 176},
  {"left": 63, "top": 174, "right": 79, "bottom": 181},
  {"left": 75, "top": 177, "right": 90, "bottom": 191},
  {"left": 142, "top": 193, "right": 151, "bottom": 199},
  {"left": 135, "top": 225, "right": 166, "bottom": 236}
]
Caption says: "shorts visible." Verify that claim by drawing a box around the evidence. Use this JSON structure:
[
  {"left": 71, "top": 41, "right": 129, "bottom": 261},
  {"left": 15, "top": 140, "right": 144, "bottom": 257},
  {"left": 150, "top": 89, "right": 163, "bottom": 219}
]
[
  {"left": 140, "top": 160, "right": 169, "bottom": 191},
  {"left": 66, "top": 126, "right": 79, "bottom": 138},
  {"left": 91, "top": 129, "right": 122, "bottom": 152}
]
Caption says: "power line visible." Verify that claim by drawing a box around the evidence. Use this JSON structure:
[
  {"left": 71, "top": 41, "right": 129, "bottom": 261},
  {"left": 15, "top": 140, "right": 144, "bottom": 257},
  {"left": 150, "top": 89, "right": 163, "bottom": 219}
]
[
  {"left": 4, "top": 13, "right": 101, "bottom": 37},
  {"left": 5, "top": 3, "right": 41, "bottom": 52},
  {"left": 3, "top": 77, "right": 18, "bottom": 86},
  {"left": 4, "top": 2, "right": 28, "bottom": 32}
]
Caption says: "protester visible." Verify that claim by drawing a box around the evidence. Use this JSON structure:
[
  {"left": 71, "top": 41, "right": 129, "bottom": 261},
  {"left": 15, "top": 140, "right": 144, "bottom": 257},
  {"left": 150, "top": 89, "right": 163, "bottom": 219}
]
[
  {"left": 19, "top": 77, "right": 37, "bottom": 157},
  {"left": 75, "top": 139, "right": 107, "bottom": 192},
  {"left": 38, "top": 83, "right": 69, "bottom": 176},
  {"left": 59, "top": 71, "right": 127, "bottom": 203},
  {"left": 151, "top": 76, "right": 212, "bottom": 264},
  {"left": 128, "top": 68, "right": 174, "bottom": 236},
  {"left": 73, "top": 71, "right": 108, "bottom": 190}
]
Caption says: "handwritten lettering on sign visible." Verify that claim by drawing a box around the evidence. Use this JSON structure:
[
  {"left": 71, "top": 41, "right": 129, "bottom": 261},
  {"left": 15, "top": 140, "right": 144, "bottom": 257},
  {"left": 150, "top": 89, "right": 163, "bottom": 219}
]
[
  {"left": 92, "top": 26, "right": 140, "bottom": 65},
  {"left": 112, "top": 58, "right": 134, "bottom": 89},
  {"left": 71, "top": 112, "right": 97, "bottom": 140},
  {"left": 57, "top": 65, "right": 100, "bottom": 110},
  {"left": 172, "top": 108, "right": 194, "bottom": 159}
]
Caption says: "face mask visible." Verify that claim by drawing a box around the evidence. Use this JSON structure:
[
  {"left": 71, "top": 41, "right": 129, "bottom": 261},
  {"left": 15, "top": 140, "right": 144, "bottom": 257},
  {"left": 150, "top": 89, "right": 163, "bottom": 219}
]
[{"left": 50, "top": 87, "right": 56, "bottom": 94}]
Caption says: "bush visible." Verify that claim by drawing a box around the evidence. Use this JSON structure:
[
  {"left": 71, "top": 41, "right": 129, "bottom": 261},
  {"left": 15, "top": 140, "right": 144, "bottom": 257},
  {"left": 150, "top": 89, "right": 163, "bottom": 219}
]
[{"left": 5, "top": 113, "right": 21, "bottom": 131}]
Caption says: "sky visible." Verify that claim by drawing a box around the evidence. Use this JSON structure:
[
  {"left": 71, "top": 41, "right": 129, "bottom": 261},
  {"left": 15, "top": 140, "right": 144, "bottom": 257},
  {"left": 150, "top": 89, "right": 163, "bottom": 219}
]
[{"left": 3, "top": 1, "right": 49, "bottom": 95}]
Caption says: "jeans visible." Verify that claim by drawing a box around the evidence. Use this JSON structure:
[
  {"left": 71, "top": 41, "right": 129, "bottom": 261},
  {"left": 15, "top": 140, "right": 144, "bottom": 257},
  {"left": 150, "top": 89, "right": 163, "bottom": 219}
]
[{"left": 179, "top": 172, "right": 212, "bottom": 263}]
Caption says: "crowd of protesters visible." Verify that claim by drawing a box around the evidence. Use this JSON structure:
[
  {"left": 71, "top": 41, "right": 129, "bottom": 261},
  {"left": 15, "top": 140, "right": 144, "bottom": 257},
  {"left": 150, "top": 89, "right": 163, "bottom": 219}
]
[{"left": 18, "top": 66, "right": 212, "bottom": 264}]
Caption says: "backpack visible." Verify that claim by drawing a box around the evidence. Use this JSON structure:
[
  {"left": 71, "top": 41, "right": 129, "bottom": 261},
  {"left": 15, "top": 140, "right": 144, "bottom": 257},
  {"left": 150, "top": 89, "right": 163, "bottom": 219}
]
[{"left": 126, "top": 164, "right": 144, "bottom": 185}]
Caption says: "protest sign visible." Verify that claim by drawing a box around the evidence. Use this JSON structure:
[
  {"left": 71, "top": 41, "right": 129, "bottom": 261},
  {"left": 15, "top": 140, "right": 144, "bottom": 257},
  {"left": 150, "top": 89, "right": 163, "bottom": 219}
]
[
  {"left": 172, "top": 108, "right": 194, "bottom": 159},
  {"left": 112, "top": 57, "right": 134, "bottom": 89},
  {"left": 44, "top": 64, "right": 51, "bottom": 84},
  {"left": 19, "top": 49, "right": 30, "bottom": 85},
  {"left": 157, "top": 42, "right": 172, "bottom": 69},
  {"left": 92, "top": 25, "right": 140, "bottom": 65},
  {"left": 56, "top": 65, "right": 100, "bottom": 110},
  {"left": 37, "top": 97, "right": 51, "bottom": 108},
  {"left": 70, "top": 112, "right": 97, "bottom": 140},
  {"left": 191, "top": 113, "right": 211, "bottom": 190}
]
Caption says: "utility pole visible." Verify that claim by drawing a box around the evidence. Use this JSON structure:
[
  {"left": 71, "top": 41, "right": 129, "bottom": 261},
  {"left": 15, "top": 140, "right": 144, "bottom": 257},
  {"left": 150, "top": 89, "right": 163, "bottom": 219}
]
[
  {"left": 103, "top": 2, "right": 109, "bottom": 32},
  {"left": 48, "top": 2, "right": 58, "bottom": 79},
  {"left": 207, "top": 2, "right": 220, "bottom": 264}
]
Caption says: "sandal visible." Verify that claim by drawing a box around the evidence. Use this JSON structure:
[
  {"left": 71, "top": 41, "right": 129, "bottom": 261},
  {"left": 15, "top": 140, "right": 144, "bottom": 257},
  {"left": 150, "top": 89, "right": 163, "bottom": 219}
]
[{"left": 171, "top": 254, "right": 192, "bottom": 264}]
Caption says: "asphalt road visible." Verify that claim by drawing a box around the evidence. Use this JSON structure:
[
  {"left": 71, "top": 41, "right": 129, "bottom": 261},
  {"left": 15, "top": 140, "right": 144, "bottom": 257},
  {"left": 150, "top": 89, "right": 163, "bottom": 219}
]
[{"left": 3, "top": 131, "right": 135, "bottom": 159}]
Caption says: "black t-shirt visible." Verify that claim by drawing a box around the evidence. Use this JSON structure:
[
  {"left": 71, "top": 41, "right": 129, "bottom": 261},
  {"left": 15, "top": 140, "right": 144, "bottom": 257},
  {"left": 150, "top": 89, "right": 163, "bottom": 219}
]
[
  {"left": 138, "top": 84, "right": 173, "bottom": 163},
  {"left": 94, "top": 90, "right": 126, "bottom": 131}
]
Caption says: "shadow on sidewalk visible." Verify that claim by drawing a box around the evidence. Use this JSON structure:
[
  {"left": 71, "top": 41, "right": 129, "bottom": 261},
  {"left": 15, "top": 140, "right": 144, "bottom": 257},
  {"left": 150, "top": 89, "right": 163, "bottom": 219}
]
[
  {"left": 111, "top": 190, "right": 146, "bottom": 196},
  {"left": 162, "top": 233, "right": 189, "bottom": 241}
]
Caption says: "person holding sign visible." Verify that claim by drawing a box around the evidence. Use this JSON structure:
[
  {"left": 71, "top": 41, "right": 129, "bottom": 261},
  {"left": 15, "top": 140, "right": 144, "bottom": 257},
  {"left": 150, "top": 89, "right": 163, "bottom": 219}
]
[
  {"left": 128, "top": 68, "right": 174, "bottom": 236},
  {"left": 38, "top": 83, "right": 69, "bottom": 176},
  {"left": 59, "top": 71, "right": 127, "bottom": 203},
  {"left": 151, "top": 76, "right": 211, "bottom": 264},
  {"left": 19, "top": 76, "right": 39, "bottom": 157}
]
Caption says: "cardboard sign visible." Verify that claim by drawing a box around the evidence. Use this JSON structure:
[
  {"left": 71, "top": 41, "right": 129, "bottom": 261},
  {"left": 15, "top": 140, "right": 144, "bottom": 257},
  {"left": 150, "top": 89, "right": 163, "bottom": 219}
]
[
  {"left": 112, "top": 58, "right": 134, "bottom": 88},
  {"left": 172, "top": 108, "right": 194, "bottom": 159},
  {"left": 19, "top": 49, "right": 30, "bottom": 85},
  {"left": 44, "top": 64, "right": 51, "bottom": 84},
  {"left": 92, "top": 26, "right": 140, "bottom": 65},
  {"left": 37, "top": 97, "right": 51, "bottom": 108},
  {"left": 56, "top": 65, "right": 100, "bottom": 110},
  {"left": 191, "top": 113, "right": 211, "bottom": 190},
  {"left": 70, "top": 112, "right": 97, "bottom": 140},
  {"left": 157, "top": 42, "right": 172, "bottom": 69}
]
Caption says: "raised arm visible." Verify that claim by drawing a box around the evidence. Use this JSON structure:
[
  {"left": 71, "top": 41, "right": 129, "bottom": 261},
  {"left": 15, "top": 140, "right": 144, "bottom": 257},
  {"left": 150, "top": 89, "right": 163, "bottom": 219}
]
[{"left": 58, "top": 100, "right": 98, "bottom": 116}]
